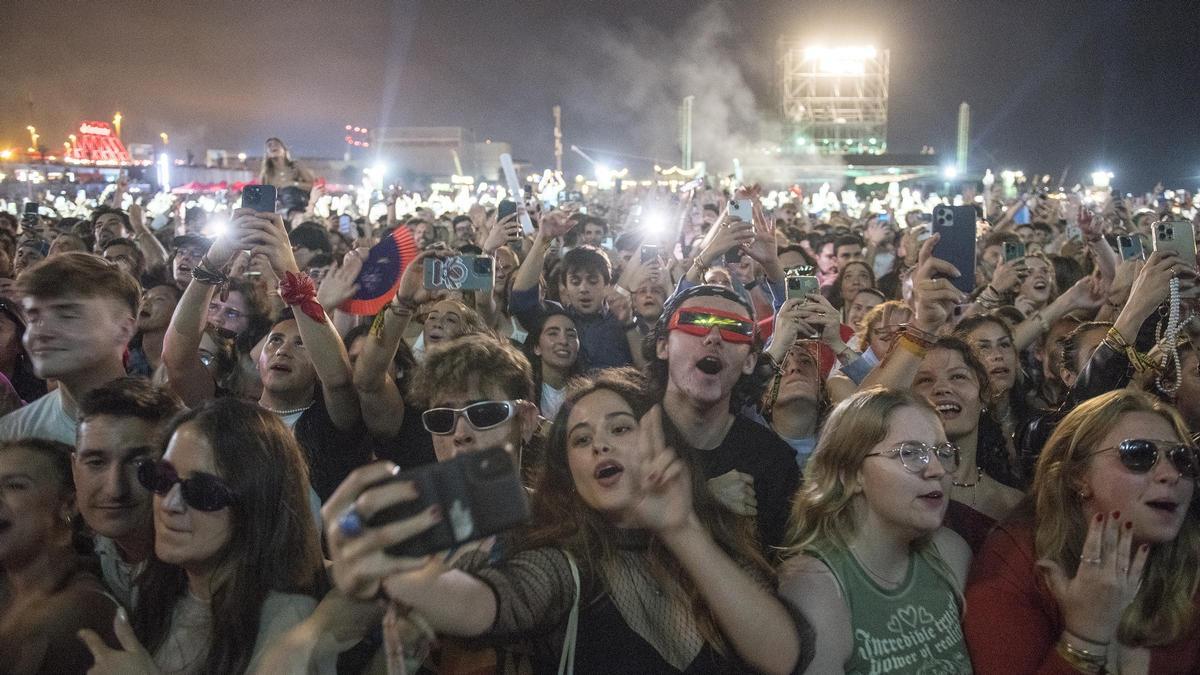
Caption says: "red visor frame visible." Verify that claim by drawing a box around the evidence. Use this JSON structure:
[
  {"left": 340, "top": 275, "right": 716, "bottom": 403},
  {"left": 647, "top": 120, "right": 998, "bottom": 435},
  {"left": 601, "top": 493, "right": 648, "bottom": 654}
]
[{"left": 668, "top": 306, "right": 756, "bottom": 343}]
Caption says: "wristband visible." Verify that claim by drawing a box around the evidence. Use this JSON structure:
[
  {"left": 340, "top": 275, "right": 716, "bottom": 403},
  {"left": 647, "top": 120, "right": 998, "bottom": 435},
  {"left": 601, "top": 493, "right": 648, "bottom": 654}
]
[
  {"left": 900, "top": 323, "right": 938, "bottom": 349},
  {"left": 279, "top": 271, "right": 327, "bottom": 324}
]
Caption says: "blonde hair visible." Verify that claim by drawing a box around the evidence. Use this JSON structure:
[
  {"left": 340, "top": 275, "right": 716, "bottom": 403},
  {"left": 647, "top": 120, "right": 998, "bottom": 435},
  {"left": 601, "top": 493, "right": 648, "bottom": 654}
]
[
  {"left": 782, "top": 386, "right": 937, "bottom": 556},
  {"left": 1034, "top": 389, "right": 1200, "bottom": 645},
  {"left": 859, "top": 300, "right": 911, "bottom": 345}
]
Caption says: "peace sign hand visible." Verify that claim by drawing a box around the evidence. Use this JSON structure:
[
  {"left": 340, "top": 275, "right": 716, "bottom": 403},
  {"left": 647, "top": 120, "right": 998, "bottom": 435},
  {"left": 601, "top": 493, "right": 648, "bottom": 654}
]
[
  {"left": 628, "top": 406, "right": 696, "bottom": 534},
  {"left": 78, "top": 608, "right": 160, "bottom": 675}
]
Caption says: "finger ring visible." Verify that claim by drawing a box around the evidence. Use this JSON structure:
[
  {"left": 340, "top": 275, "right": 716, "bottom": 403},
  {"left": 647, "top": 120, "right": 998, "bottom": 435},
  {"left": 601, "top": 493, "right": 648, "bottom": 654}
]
[
  {"left": 1079, "top": 555, "right": 1102, "bottom": 565},
  {"left": 337, "top": 506, "right": 365, "bottom": 538}
]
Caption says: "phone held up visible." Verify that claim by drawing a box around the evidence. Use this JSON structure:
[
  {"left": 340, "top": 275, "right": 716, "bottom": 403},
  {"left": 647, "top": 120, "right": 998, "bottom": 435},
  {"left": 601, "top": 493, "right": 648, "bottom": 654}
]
[
  {"left": 1117, "top": 234, "right": 1145, "bottom": 262},
  {"left": 424, "top": 255, "right": 495, "bottom": 292},
  {"left": 728, "top": 198, "right": 754, "bottom": 224},
  {"left": 931, "top": 204, "right": 978, "bottom": 294},
  {"left": 1003, "top": 241, "right": 1026, "bottom": 263},
  {"left": 241, "top": 184, "right": 277, "bottom": 213},
  {"left": 785, "top": 267, "right": 819, "bottom": 301},
  {"left": 1151, "top": 219, "right": 1197, "bottom": 265},
  {"left": 366, "top": 447, "right": 530, "bottom": 557},
  {"left": 640, "top": 244, "right": 659, "bottom": 264}
]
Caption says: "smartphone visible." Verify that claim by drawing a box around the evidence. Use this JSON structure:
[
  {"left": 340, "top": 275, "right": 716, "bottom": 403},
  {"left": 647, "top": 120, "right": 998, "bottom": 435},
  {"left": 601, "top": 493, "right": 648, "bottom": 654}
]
[
  {"left": 724, "top": 247, "right": 745, "bottom": 265},
  {"left": 1065, "top": 225, "right": 1082, "bottom": 242},
  {"left": 497, "top": 200, "right": 517, "bottom": 221},
  {"left": 241, "top": 184, "right": 277, "bottom": 213},
  {"left": 877, "top": 212, "right": 890, "bottom": 223},
  {"left": 1003, "top": 241, "right": 1026, "bottom": 263},
  {"left": 601, "top": 236, "right": 614, "bottom": 250},
  {"left": 424, "top": 254, "right": 495, "bottom": 291},
  {"left": 1117, "top": 235, "right": 1145, "bottom": 262},
  {"left": 786, "top": 274, "right": 820, "bottom": 301},
  {"left": 21, "top": 202, "right": 39, "bottom": 228},
  {"left": 338, "top": 214, "right": 354, "bottom": 237},
  {"left": 1151, "top": 220, "right": 1197, "bottom": 264},
  {"left": 931, "top": 204, "right": 978, "bottom": 293},
  {"left": 366, "top": 447, "right": 530, "bottom": 558},
  {"left": 640, "top": 244, "right": 659, "bottom": 264},
  {"left": 728, "top": 199, "right": 754, "bottom": 223}
]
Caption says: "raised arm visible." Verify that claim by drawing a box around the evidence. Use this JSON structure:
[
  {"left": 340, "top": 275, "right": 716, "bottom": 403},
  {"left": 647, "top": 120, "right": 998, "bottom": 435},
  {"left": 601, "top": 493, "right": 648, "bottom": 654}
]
[
  {"left": 239, "top": 209, "right": 361, "bottom": 429},
  {"left": 512, "top": 210, "right": 572, "bottom": 294},
  {"left": 162, "top": 230, "right": 246, "bottom": 406},
  {"left": 352, "top": 250, "right": 442, "bottom": 439},
  {"left": 861, "top": 234, "right": 964, "bottom": 391},
  {"left": 637, "top": 406, "right": 802, "bottom": 675},
  {"left": 127, "top": 202, "right": 168, "bottom": 270}
]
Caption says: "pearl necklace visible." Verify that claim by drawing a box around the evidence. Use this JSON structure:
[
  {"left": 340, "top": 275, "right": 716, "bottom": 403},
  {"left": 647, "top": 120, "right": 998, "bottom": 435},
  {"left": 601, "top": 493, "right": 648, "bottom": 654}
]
[
  {"left": 260, "top": 401, "right": 314, "bottom": 416},
  {"left": 1157, "top": 276, "right": 1182, "bottom": 394}
]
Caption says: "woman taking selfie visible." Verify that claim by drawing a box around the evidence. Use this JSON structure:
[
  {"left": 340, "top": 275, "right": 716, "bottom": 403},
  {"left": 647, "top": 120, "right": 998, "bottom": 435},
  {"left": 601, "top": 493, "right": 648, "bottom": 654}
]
[
  {"left": 0, "top": 439, "right": 117, "bottom": 674},
  {"left": 965, "top": 389, "right": 1200, "bottom": 673},
  {"left": 323, "top": 369, "right": 810, "bottom": 674},
  {"left": 778, "top": 387, "right": 973, "bottom": 674},
  {"left": 80, "top": 398, "right": 326, "bottom": 674}
]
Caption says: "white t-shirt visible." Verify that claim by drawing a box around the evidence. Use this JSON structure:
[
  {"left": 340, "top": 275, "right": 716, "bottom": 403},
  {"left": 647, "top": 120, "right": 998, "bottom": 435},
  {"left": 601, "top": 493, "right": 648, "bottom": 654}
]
[
  {"left": 0, "top": 389, "right": 76, "bottom": 445},
  {"left": 540, "top": 383, "right": 566, "bottom": 420},
  {"left": 153, "top": 590, "right": 328, "bottom": 674}
]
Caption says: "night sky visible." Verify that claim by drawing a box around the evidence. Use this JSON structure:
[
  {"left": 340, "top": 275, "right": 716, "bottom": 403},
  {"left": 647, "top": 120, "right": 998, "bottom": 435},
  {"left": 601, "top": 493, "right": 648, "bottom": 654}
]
[{"left": 3, "top": 0, "right": 1198, "bottom": 189}]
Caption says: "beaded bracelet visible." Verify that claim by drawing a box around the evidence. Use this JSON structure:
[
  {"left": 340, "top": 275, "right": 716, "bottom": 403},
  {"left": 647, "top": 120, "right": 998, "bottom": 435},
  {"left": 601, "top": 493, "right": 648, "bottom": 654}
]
[{"left": 191, "top": 258, "right": 228, "bottom": 286}]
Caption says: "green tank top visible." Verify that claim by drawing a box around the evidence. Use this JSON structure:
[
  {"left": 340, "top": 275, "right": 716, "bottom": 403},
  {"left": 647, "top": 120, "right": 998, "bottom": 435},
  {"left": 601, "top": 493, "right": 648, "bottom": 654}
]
[{"left": 809, "top": 543, "right": 973, "bottom": 674}]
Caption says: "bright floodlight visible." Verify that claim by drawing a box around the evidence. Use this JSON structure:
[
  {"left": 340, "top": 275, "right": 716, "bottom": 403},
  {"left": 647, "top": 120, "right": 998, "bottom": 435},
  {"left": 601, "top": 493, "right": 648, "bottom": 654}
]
[
  {"left": 595, "top": 163, "right": 611, "bottom": 182},
  {"left": 804, "top": 46, "right": 877, "bottom": 74},
  {"left": 942, "top": 165, "right": 958, "bottom": 180},
  {"left": 1091, "top": 170, "right": 1113, "bottom": 188}
]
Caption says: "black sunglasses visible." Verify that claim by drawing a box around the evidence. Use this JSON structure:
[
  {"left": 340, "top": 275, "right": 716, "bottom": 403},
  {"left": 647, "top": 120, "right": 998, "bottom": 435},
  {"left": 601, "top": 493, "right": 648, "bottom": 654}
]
[
  {"left": 137, "top": 460, "right": 237, "bottom": 512},
  {"left": 1091, "top": 439, "right": 1200, "bottom": 480},
  {"left": 422, "top": 401, "right": 519, "bottom": 435}
]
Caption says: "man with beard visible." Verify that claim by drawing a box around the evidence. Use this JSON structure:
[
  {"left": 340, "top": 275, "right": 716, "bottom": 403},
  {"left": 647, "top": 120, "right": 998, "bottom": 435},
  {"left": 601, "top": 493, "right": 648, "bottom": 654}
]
[{"left": 649, "top": 284, "right": 799, "bottom": 552}]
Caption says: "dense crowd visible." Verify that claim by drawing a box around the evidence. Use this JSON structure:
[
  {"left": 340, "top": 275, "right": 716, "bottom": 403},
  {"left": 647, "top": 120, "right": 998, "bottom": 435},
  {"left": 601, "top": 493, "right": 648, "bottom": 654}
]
[{"left": 0, "top": 136, "right": 1197, "bottom": 674}]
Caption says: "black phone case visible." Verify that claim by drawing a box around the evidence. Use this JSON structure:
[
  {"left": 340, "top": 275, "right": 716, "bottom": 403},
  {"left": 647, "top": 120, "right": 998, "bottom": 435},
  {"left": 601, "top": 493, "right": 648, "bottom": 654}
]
[
  {"left": 243, "top": 185, "right": 277, "bottom": 213},
  {"left": 367, "top": 447, "right": 530, "bottom": 557},
  {"left": 931, "top": 205, "right": 978, "bottom": 294}
]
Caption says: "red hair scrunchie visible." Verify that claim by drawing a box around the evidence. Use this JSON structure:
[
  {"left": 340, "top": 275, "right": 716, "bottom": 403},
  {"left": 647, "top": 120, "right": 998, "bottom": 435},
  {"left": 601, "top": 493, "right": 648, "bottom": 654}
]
[{"left": 279, "top": 271, "right": 327, "bottom": 324}]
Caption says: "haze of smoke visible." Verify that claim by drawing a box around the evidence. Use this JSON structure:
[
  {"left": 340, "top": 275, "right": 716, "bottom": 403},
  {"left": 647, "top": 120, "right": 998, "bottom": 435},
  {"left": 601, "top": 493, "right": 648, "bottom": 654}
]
[{"left": 593, "top": 2, "right": 843, "bottom": 184}]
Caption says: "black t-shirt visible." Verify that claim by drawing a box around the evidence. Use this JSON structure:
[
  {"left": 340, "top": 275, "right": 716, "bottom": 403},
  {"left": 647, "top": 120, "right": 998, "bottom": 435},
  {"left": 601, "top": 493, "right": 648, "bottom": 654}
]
[
  {"left": 662, "top": 411, "right": 800, "bottom": 552},
  {"left": 370, "top": 403, "right": 438, "bottom": 471},
  {"left": 295, "top": 393, "right": 371, "bottom": 501}
]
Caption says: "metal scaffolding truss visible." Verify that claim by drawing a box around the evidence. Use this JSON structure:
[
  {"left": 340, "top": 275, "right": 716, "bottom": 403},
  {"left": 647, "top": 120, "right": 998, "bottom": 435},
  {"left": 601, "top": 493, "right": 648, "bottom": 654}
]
[{"left": 776, "top": 42, "right": 890, "bottom": 154}]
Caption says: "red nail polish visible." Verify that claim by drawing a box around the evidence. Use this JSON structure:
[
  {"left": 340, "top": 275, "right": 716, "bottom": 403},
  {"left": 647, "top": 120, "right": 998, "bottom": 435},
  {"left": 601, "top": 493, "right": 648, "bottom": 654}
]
[
  {"left": 1125, "top": 521, "right": 1133, "bottom": 530},
  {"left": 429, "top": 504, "right": 442, "bottom": 519},
  {"left": 1111, "top": 510, "right": 1121, "bottom": 520},
  {"left": 1140, "top": 544, "right": 1149, "bottom": 553},
  {"left": 1095, "top": 512, "right": 1104, "bottom": 522}
]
